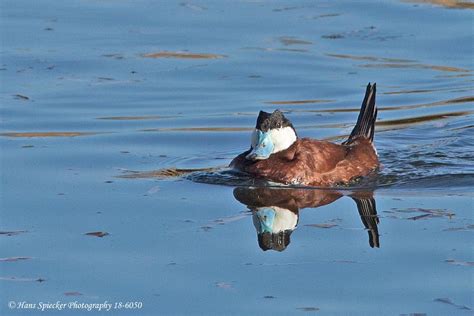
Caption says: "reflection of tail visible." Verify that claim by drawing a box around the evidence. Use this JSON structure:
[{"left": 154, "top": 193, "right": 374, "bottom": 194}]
[
  {"left": 352, "top": 196, "right": 380, "bottom": 248},
  {"left": 344, "top": 83, "right": 377, "bottom": 144}
]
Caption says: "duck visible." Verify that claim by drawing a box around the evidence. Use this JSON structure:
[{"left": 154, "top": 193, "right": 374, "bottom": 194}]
[{"left": 230, "top": 83, "right": 379, "bottom": 187}]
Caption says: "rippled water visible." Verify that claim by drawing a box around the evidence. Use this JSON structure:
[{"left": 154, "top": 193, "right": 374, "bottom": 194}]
[{"left": 1, "top": 0, "right": 473, "bottom": 315}]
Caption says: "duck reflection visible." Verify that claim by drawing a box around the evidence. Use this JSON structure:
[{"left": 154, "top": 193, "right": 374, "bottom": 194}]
[{"left": 233, "top": 187, "right": 380, "bottom": 251}]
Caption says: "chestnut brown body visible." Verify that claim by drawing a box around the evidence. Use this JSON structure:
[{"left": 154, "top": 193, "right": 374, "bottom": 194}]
[{"left": 230, "top": 137, "right": 379, "bottom": 186}]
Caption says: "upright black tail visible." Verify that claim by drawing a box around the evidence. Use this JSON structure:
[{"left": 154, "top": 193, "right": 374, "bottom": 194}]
[{"left": 344, "top": 83, "right": 377, "bottom": 144}]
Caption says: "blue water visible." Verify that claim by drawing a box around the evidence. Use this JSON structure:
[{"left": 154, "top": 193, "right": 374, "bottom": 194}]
[{"left": 1, "top": 0, "right": 473, "bottom": 315}]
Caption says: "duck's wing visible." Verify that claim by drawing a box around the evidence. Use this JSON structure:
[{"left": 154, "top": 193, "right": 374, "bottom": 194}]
[
  {"left": 351, "top": 195, "right": 380, "bottom": 248},
  {"left": 231, "top": 139, "right": 347, "bottom": 185}
]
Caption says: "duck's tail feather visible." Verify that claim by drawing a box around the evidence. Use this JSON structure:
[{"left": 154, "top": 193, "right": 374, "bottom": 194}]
[
  {"left": 352, "top": 196, "right": 380, "bottom": 248},
  {"left": 344, "top": 83, "right": 377, "bottom": 144}
]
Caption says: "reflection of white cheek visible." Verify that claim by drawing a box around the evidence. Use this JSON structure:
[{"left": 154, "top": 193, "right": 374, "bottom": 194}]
[
  {"left": 272, "top": 207, "right": 298, "bottom": 232},
  {"left": 253, "top": 206, "right": 298, "bottom": 233}
]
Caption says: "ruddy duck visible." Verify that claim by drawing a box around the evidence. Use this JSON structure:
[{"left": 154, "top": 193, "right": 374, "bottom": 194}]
[{"left": 230, "top": 83, "right": 379, "bottom": 186}]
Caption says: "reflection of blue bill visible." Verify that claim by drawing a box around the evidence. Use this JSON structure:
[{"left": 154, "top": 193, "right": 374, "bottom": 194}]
[{"left": 255, "top": 208, "right": 276, "bottom": 233}]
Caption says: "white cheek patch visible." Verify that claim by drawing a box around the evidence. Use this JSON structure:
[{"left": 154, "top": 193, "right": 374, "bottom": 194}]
[
  {"left": 269, "top": 126, "right": 297, "bottom": 153},
  {"left": 271, "top": 206, "right": 298, "bottom": 232}
]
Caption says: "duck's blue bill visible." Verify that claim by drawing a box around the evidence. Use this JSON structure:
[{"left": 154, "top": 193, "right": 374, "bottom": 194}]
[
  {"left": 254, "top": 208, "right": 276, "bottom": 233},
  {"left": 246, "top": 130, "right": 274, "bottom": 160}
]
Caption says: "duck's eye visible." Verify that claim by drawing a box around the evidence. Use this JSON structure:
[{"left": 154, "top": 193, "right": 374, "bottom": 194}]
[{"left": 262, "top": 143, "right": 266, "bottom": 148}]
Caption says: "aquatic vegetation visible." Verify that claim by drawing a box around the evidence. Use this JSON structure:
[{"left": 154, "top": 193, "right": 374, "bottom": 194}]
[
  {"left": 97, "top": 115, "right": 176, "bottom": 120},
  {"left": 326, "top": 52, "right": 471, "bottom": 73},
  {"left": 0, "top": 132, "right": 99, "bottom": 138},
  {"left": 0, "top": 277, "right": 46, "bottom": 282},
  {"left": 278, "top": 36, "right": 312, "bottom": 46},
  {"left": 85, "top": 232, "right": 109, "bottom": 238},
  {"left": 64, "top": 292, "right": 83, "bottom": 296},
  {"left": 0, "top": 257, "right": 32, "bottom": 262},
  {"left": 117, "top": 167, "right": 219, "bottom": 179},
  {"left": 360, "top": 63, "right": 470, "bottom": 73},
  {"left": 264, "top": 99, "right": 335, "bottom": 105},
  {"left": 142, "top": 51, "right": 226, "bottom": 59},
  {"left": 404, "top": 0, "right": 474, "bottom": 9},
  {"left": 444, "top": 259, "right": 474, "bottom": 267},
  {"left": 0, "top": 230, "right": 28, "bottom": 236},
  {"left": 434, "top": 297, "right": 472, "bottom": 311},
  {"left": 13, "top": 94, "right": 30, "bottom": 100},
  {"left": 141, "top": 127, "right": 251, "bottom": 132}
]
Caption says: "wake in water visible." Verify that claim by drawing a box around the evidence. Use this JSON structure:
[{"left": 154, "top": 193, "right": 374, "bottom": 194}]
[
  {"left": 118, "top": 145, "right": 473, "bottom": 191},
  {"left": 117, "top": 109, "right": 474, "bottom": 191}
]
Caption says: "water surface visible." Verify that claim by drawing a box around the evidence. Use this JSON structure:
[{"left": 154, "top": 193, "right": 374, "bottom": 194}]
[{"left": 1, "top": 0, "right": 473, "bottom": 315}]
